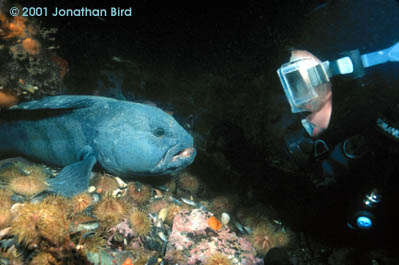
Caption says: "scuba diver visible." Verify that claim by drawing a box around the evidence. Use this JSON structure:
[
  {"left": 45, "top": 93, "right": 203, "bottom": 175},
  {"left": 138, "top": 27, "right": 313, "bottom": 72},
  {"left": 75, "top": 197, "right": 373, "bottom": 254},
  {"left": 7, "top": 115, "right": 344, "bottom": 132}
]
[{"left": 277, "top": 42, "right": 399, "bottom": 233}]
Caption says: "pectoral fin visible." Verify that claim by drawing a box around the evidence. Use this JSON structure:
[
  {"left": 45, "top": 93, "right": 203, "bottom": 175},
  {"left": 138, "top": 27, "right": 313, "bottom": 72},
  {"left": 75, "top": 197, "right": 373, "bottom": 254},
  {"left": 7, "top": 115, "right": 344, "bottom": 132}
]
[{"left": 47, "top": 155, "right": 97, "bottom": 197}]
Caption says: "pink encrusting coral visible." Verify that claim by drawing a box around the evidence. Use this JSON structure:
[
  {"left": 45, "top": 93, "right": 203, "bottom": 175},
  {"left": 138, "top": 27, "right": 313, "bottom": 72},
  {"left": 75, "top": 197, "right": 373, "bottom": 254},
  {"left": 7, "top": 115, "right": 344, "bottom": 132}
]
[{"left": 165, "top": 209, "right": 263, "bottom": 265}]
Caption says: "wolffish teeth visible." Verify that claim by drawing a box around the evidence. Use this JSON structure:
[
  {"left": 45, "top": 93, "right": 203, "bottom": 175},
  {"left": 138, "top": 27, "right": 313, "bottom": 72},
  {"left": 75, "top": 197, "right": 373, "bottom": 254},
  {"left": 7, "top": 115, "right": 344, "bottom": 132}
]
[
  {"left": 181, "top": 149, "right": 191, "bottom": 157},
  {"left": 172, "top": 147, "right": 194, "bottom": 161}
]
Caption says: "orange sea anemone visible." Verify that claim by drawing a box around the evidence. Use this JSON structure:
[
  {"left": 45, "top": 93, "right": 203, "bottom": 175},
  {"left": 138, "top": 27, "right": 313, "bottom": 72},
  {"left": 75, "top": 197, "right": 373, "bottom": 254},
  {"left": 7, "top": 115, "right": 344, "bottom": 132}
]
[
  {"left": 21, "top": 37, "right": 40, "bottom": 55},
  {"left": 0, "top": 13, "right": 28, "bottom": 40},
  {"left": 121, "top": 257, "right": 134, "bottom": 265},
  {"left": 208, "top": 216, "right": 222, "bottom": 231},
  {"left": 71, "top": 192, "right": 92, "bottom": 213}
]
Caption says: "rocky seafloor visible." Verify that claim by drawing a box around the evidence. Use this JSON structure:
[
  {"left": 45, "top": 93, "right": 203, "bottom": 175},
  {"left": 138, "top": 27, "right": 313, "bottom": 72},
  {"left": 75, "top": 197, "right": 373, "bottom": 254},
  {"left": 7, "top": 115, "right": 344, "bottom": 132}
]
[{"left": 0, "top": 157, "right": 295, "bottom": 265}]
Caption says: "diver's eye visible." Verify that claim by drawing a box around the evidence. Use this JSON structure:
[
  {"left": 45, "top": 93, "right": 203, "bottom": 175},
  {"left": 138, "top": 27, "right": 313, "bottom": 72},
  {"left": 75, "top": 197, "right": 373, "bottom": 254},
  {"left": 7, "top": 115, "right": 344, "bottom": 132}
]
[{"left": 153, "top": 127, "right": 165, "bottom": 137}]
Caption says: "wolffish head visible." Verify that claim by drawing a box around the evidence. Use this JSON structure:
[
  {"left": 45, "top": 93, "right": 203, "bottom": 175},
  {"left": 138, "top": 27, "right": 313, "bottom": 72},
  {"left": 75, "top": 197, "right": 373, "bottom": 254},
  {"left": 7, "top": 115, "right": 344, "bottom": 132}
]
[{"left": 95, "top": 101, "right": 196, "bottom": 176}]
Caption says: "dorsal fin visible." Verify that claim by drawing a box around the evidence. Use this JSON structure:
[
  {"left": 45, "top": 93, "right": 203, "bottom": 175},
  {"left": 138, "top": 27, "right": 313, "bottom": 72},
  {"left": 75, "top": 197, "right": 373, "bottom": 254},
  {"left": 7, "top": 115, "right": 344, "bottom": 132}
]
[
  {"left": 0, "top": 107, "right": 78, "bottom": 121},
  {"left": 0, "top": 96, "right": 104, "bottom": 121}
]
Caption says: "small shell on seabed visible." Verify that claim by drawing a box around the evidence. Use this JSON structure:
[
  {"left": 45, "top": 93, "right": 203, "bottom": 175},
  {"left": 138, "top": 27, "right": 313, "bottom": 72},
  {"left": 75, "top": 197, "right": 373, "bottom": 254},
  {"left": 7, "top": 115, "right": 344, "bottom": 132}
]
[
  {"left": 115, "top": 177, "right": 127, "bottom": 188},
  {"left": 157, "top": 231, "right": 167, "bottom": 242},
  {"left": 234, "top": 221, "right": 251, "bottom": 235},
  {"left": 168, "top": 196, "right": 182, "bottom": 205},
  {"left": 112, "top": 188, "right": 127, "bottom": 197},
  {"left": 181, "top": 197, "right": 197, "bottom": 207},
  {"left": 158, "top": 208, "right": 168, "bottom": 222},
  {"left": 156, "top": 185, "right": 169, "bottom": 192},
  {"left": 0, "top": 227, "right": 11, "bottom": 239},
  {"left": 91, "top": 193, "right": 100, "bottom": 203},
  {"left": 221, "top": 212, "right": 230, "bottom": 225},
  {"left": 10, "top": 203, "right": 23, "bottom": 214},
  {"left": 87, "top": 186, "right": 96, "bottom": 193},
  {"left": 153, "top": 189, "right": 163, "bottom": 199},
  {"left": 76, "top": 221, "right": 99, "bottom": 232}
]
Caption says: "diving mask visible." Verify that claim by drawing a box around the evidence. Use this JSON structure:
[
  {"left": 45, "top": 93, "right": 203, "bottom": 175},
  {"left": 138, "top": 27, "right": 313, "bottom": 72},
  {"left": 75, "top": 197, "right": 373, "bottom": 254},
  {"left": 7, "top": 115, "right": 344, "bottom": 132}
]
[
  {"left": 278, "top": 56, "right": 351, "bottom": 113},
  {"left": 278, "top": 42, "right": 399, "bottom": 136}
]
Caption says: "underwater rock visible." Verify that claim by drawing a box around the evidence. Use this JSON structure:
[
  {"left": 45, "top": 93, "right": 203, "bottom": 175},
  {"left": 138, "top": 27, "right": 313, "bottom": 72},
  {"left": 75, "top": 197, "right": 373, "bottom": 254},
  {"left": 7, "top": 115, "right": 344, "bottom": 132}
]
[
  {"left": 165, "top": 208, "right": 263, "bottom": 265},
  {"left": 263, "top": 247, "right": 291, "bottom": 265},
  {"left": 0, "top": 10, "right": 65, "bottom": 104}
]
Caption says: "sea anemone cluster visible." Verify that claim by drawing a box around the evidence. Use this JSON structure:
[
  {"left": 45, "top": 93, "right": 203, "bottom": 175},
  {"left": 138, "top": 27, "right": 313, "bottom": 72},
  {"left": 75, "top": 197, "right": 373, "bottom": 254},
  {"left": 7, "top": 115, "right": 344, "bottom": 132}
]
[
  {"left": 11, "top": 200, "right": 69, "bottom": 246},
  {"left": 93, "top": 195, "right": 129, "bottom": 228},
  {"left": 30, "top": 252, "right": 59, "bottom": 265},
  {"left": 166, "top": 204, "right": 182, "bottom": 225},
  {"left": 0, "top": 155, "right": 295, "bottom": 264},
  {"left": 177, "top": 171, "right": 200, "bottom": 194},
  {"left": 250, "top": 221, "right": 292, "bottom": 256},
  {"left": 129, "top": 210, "right": 151, "bottom": 236},
  {"left": 127, "top": 181, "right": 151, "bottom": 205},
  {"left": 92, "top": 174, "right": 119, "bottom": 194},
  {"left": 7, "top": 165, "right": 48, "bottom": 197},
  {"left": 71, "top": 192, "right": 92, "bottom": 213},
  {"left": 0, "top": 189, "right": 13, "bottom": 229},
  {"left": 210, "top": 195, "right": 234, "bottom": 215},
  {"left": 148, "top": 199, "right": 170, "bottom": 214},
  {"left": 0, "top": 247, "right": 23, "bottom": 265},
  {"left": 204, "top": 252, "right": 232, "bottom": 265}
]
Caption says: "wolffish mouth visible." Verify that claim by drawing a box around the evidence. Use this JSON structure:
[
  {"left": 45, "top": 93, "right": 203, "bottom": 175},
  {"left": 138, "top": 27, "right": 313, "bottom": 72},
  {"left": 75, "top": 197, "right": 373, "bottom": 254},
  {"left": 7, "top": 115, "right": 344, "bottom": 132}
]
[
  {"left": 153, "top": 145, "right": 196, "bottom": 174},
  {"left": 172, "top": 147, "right": 195, "bottom": 161}
]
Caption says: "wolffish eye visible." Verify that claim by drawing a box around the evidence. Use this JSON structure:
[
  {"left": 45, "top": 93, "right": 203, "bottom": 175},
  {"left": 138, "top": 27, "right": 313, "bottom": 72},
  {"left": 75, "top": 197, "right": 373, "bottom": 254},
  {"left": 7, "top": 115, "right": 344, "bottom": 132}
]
[{"left": 153, "top": 127, "right": 165, "bottom": 137}]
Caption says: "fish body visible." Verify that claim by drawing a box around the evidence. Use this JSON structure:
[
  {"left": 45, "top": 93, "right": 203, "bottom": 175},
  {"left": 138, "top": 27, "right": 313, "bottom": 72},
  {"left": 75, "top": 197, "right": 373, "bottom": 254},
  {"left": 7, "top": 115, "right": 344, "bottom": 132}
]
[{"left": 0, "top": 96, "right": 196, "bottom": 196}]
